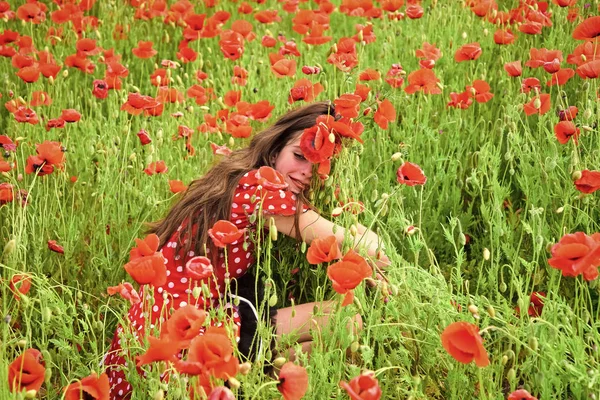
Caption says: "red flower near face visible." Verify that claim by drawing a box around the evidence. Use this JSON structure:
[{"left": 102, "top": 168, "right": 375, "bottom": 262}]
[
  {"left": 340, "top": 371, "right": 382, "bottom": 400},
  {"left": 8, "top": 348, "right": 45, "bottom": 393},
  {"left": 554, "top": 121, "right": 580, "bottom": 144},
  {"left": 256, "top": 166, "right": 288, "bottom": 191},
  {"left": 184, "top": 327, "right": 239, "bottom": 379},
  {"left": 186, "top": 256, "right": 214, "bottom": 280},
  {"left": 334, "top": 94, "right": 362, "bottom": 118},
  {"left": 327, "top": 249, "right": 372, "bottom": 306},
  {"left": 299, "top": 120, "right": 335, "bottom": 164},
  {"left": 208, "top": 220, "right": 245, "bottom": 248},
  {"left": 306, "top": 235, "right": 341, "bottom": 264},
  {"left": 48, "top": 240, "right": 64, "bottom": 254},
  {"left": 576, "top": 60, "right": 600, "bottom": 79},
  {"left": 9, "top": 274, "right": 31, "bottom": 299},
  {"left": 441, "top": 321, "right": 490, "bottom": 367},
  {"left": 132, "top": 41, "right": 157, "bottom": 59},
  {"left": 455, "top": 42, "right": 482, "bottom": 62},
  {"left": 106, "top": 282, "right": 141, "bottom": 305},
  {"left": 208, "top": 387, "right": 235, "bottom": 400},
  {"left": 574, "top": 170, "right": 600, "bottom": 194},
  {"left": 123, "top": 233, "right": 167, "bottom": 287},
  {"left": 548, "top": 232, "right": 600, "bottom": 281},
  {"left": 523, "top": 94, "right": 551, "bottom": 116},
  {"left": 278, "top": 362, "right": 309, "bottom": 400},
  {"left": 92, "top": 80, "right": 108, "bottom": 99},
  {"left": 327, "top": 37, "right": 358, "bottom": 72},
  {"left": 508, "top": 389, "right": 538, "bottom": 400},
  {"left": 63, "top": 372, "right": 110, "bottom": 400},
  {"left": 397, "top": 162, "right": 427, "bottom": 186},
  {"left": 373, "top": 99, "right": 396, "bottom": 130}
]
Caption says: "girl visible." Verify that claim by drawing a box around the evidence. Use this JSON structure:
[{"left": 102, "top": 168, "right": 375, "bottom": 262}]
[{"left": 104, "top": 101, "right": 388, "bottom": 398}]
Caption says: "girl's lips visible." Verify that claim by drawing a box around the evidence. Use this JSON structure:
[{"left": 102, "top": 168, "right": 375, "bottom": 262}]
[{"left": 289, "top": 176, "right": 306, "bottom": 191}]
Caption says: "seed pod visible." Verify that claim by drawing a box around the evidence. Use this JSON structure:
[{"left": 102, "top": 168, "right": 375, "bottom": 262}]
[
  {"left": 239, "top": 362, "right": 252, "bottom": 375},
  {"left": 273, "top": 357, "right": 287, "bottom": 368},
  {"left": 62, "top": 69, "right": 69, "bottom": 78},
  {"left": 268, "top": 293, "right": 278, "bottom": 307},
  {"left": 529, "top": 336, "right": 539, "bottom": 352},
  {"left": 555, "top": 206, "right": 564, "bottom": 214},
  {"left": 350, "top": 341, "right": 360, "bottom": 353},
  {"left": 501, "top": 355, "right": 509, "bottom": 365},
  {"left": 507, "top": 368, "right": 516, "bottom": 381},
  {"left": 462, "top": 32, "right": 468, "bottom": 39},
  {"left": 487, "top": 305, "right": 496, "bottom": 318},
  {"left": 533, "top": 98, "right": 541, "bottom": 109},
  {"left": 16, "top": 339, "right": 27, "bottom": 347},
  {"left": 328, "top": 133, "right": 335, "bottom": 143}
]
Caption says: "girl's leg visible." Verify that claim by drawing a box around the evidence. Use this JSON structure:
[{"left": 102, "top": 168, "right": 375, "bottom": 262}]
[{"left": 273, "top": 300, "right": 362, "bottom": 357}]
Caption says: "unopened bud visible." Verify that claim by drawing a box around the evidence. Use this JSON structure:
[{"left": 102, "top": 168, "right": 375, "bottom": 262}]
[
  {"left": 3, "top": 239, "right": 16, "bottom": 255},
  {"left": 228, "top": 377, "right": 241, "bottom": 389},
  {"left": 483, "top": 28, "right": 489, "bottom": 36},
  {"left": 533, "top": 98, "right": 542, "bottom": 109},
  {"left": 16, "top": 339, "right": 27, "bottom": 347},
  {"left": 268, "top": 293, "right": 278, "bottom": 307},
  {"left": 328, "top": 133, "right": 335, "bottom": 143},
  {"left": 192, "top": 286, "right": 202, "bottom": 299},
  {"left": 555, "top": 206, "right": 564, "bottom": 214},
  {"left": 350, "top": 341, "right": 360, "bottom": 353},
  {"left": 501, "top": 355, "right": 509, "bottom": 365},
  {"left": 270, "top": 223, "right": 278, "bottom": 241},
  {"left": 529, "top": 336, "right": 539, "bottom": 352},
  {"left": 507, "top": 368, "right": 516, "bottom": 381},
  {"left": 349, "top": 225, "right": 358, "bottom": 236},
  {"left": 461, "top": 32, "right": 467, "bottom": 39},
  {"left": 332, "top": 207, "right": 344, "bottom": 217},
  {"left": 62, "top": 69, "right": 69, "bottom": 78},
  {"left": 582, "top": 125, "right": 594, "bottom": 132},
  {"left": 583, "top": 108, "right": 592, "bottom": 119},
  {"left": 49, "top": 75, "right": 54, "bottom": 85},
  {"left": 391, "top": 152, "right": 402, "bottom": 162},
  {"left": 156, "top": 75, "right": 162, "bottom": 85},
  {"left": 153, "top": 390, "right": 164, "bottom": 400},
  {"left": 239, "top": 362, "right": 252, "bottom": 375},
  {"left": 572, "top": 170, "right": 582, "bottom": 181},
  {"left": 483, "top": 248, "right": 490, "bottom": 260},
  {"left": 487, "top": 305, "right": 496, "bottom": 318},
  {"left": 468, "top": 304, "right": 479, "bottom": 315},
  {"left": 405, "top": 225, "right": 418, "bottom": 235},
  {"left": 24, "top": 390, "right": 37, "bottom": 399},
  {"left": 363, "top": 107, "right": 372, "bottom": 116},
  {"left": 273, "top": 357, "right": 287, "bottom": 368}
]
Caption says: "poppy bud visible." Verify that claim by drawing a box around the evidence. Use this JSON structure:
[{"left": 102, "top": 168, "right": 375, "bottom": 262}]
[
  {"left": 483, "top": 28, "right": 488, "bottom": 36},
  {"left": 391, "top": 152, "right": 402, "bottom": 162},
  {"left": 528, "top": 336, "right": 538, "bottom": 352},
  {"left": 328, "top": 133, "right": 335, "bottom": 143},
  {"left": 581, "top": 54, "right": 587, "bottom": 62},
  {"left": 468, "top": 304, "right": 478, "bottom": 315},
  {"left": 62, "top": 69, "right": 69, "bottom": 78},
  {"left": 330, "top": 44, "right": 338, "bottom": 54},
  {"left": 357, "top": 30, "right": 364, "bottom": 42},
  {"left": 363, "top": 107, "right": 372, "bottom": 116},
  {"left": 499, "top": 281, "right": 507, "bottom": 292},
  {"left": 154, "top": 390, "right": 164, "bottom": 400},
  {"left": 572, "top": 170, "right": 582, "bottom": 181},
  {"left": 533, "top": 98, "right": 542, "bottom": 109},
  {"left": 462, "top": 32, "right": 467, "bottom": 39},
  {"left": 273, "top": 357, "right": 287, "bottom": 368},
  {"left": 49, "top": 76, "right": 54, "bottom": 85},
  {"left": 349, "top": 225, "right": 358, "bottom": 237},
  {"left": 483, "top": 248, "right": 490, "bottom": 260},
  {"left": 582, "top": 125, "right": 594, "bottom": 132},
  {"left": 332, "top": 207, "right": 344, "bottom": 217},
  {"left": 350, "top": 341, "right": 360, "bottom": 353},
  {"left": 583, "top": 108, "right": 592, "bottom": 119},
  {"left": 486, "top": 305, "right": 496, "bottom": 318},
  {"left": 164, "top": 32, "right": 170, "bottom": 44},
  {"left": 269, "top": 293, "right": 278, "bottom": 307},
  {"left": 3, "top": 238, "right": 16, "bottom": 255},
  {"left": 405, "top": 225, "right": 418, "bottom": 236},
  {"left": 24, "top": 390, "right": 37, "bottom": 399},
  {"left": 459, "top": 233, "right": 467, "bottom": 246},
  {"left": 507, "top": 368, "right": 516, "bottom": 381},
  {"left": 42, "top": 307, "right": 52, "bottom": 323},
  {"left": 17, "top": 339, "right": 27, "bottom": 347},
  {"left": 228, "top": 377, "right": 241, "bottom": 389},
  {"left": 555, "top": 206, "right": 564, "bottom": 214},
  {"left": 239, "top": 362, "right": 252, "bottom": 375}
]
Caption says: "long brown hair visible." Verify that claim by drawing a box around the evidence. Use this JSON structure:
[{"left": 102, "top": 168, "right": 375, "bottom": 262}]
[{"left": 147, "top": 101, "right": 335, "bottom": 260}]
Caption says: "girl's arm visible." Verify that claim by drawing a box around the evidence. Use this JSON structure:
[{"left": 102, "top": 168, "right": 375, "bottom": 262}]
[{"left": 271, "top": 210, "right": 390, "bottom": 269}]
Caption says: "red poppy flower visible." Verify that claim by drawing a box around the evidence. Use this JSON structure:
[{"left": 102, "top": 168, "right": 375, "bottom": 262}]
[
  {"left": 208, "top": 220, "right": 245, "bottom": 248},
  {"left": 48, "top": 240, "right": 64, "bottom": 254},
  {"left": 340, "top": 371, "right": 382, "bottom": 400},
  {"left": 521, "top": 77, "right": 541, "bottom": 93},
  {"left": 441, "top": 321, "right": 490, "bottom": 367},
  {"left": 576, "top": 60, "right": 600, "bottom": 79},
  {"left": 508, "top": 389, "right": 538, "bottom": 400},
  {"left": 144, "top": 160, "right": 168, "bottom": 175},
  {"left": 106, "top": 282, "right": 141, "bottom": 305},
  {"left": 121, "top": 93, "right": 160, "bottom": 116},
  {"left": 255, "top": 166, "right": 289, "bottom": 191},
  {"left": 527, "top": 292, "right": 546, "bottom": 317},
  {"left": 25, "top": 141, "right": 65, "bottom": 176},
  {"left": 574, "top": 170, "right": 600, "bottom": 194},
  {"left": 547, "top": 68, "right": 575, "bottom": 87},
  {"left": 397, "top": 162, "right": 427, "bottom": 186},
  {"left": 254, "top": 9, "right": 280, "bottom": 24},
  {"left": 327, "top": 37, "right": 359, "bottom": 72},
  {"left": 167, "top": 180, "right": 186, "bottom": 194},
  {"left": 45, "top": 118, "right": 65, "bottom": 132},
  {"left": 454, "top": 42, "right": 482, "bottom": 62},
  {"left": 261, "top": 35, "right": 277, "bottom": 47},
  {"left": 354, "top": 83, "right": 371, "bottom": 102},
  {"left": 184, "top": 327, "right": 239, "bottom": 379},
  {"left": 30, "top": 91, "right": 52, "bottom": 107},
  {"left": 132, "top": 41, "right": 157, "bottom": 59},
  {"left": 554, "top": 121, "right": 580, "bottom": 144},
  {"left": 164, "top": 305, "right": 207, "bottom": 347},
  {"left": 404, "top": 69, "right": 442, "bottom": 94},
  {"left": 271, "top": 58, "right": 297, "bottom": 78},
  {"left": 523, "top": 94, "right": 551, "bottom": 116},
  {"left": 8, "top": 348, "right": 45, "bottom": 393},
  {"left": 558, "top": 106, "right": 578, "bottom": 121},
  {"left": 61, "top": 109, "right": 81, "bottom": 123},
  {"left": 467, "top": 80, "right": 494, "bottom": 103},
  {"left": 9, "top": 274, "right": 31, "bottom": 299},
  {"left": 76, "top": 38, "right": 101, "bottom": 56},
  {"left": 14, "top": 107, "right": 39, "bottom": 125},
  {"left": 447, "top": 91, "right": 473, "bottom": 109},
  {"left": 334, "top": 94, "right": 362, "bottom": 118},
  {"left": 278, "top": 362, "right": 309, "bottom": 400},
  {"left": 373, "top": 99, "right": 396, "bottom": 130},
  {"left": 406, "top": 4, "right": 424, "bottom": 19},
  {"left": 0, "top": 135, "right": 17, "bottom": 152},
  {"left": 136, "top": 335, "right": 181, "bottom": 366},
  {"left": 210, "top": 143, "right": 232, "bottom": 156},
  {"left": 0, "top": 161, "right": 14, "bottom": 173},
  {"left": 306, "top": 235, "right": 341, "bottom": 264},
  {"left": 359, "top": 68, "right": 380, "bottom": 81},
  {"left": 92, "top": 80, "right": 108, "bottom": 99},
  {"left": 548, "top": 232, "right": 600, "bottom": 281},
  {"left": 494, "top": 28, "right": 516, "bottom": 45},
  {"left": 526, "top": 48, "right": 563, "bottom": 69},
  {"left": 303, "top": 23, "right": 333, "bottom": 45},
  {"left": 208, "top": 387, "right": 235, "bottom": 400},
  {"left": 416, "top": 42, "right": 441, "bottom": 63},
  {"left": 124, "top": 234, "right": 167, "bottom": 286},
  {"left": 136, "top": 129, "right": 152, "bottom": 146},
  {"left": 288, "top": 79, "right": 324, "bottom": 104},
  {"left": 16, "top": 3, "right": 45, "bottom": 24},
  {"left": 301, "top": 65, "right": 321, "bottom": 75},
  {"left": 16, "top": 66, "right": 40, "bottom": 83},
  {"left": 327, "top": 249, "right": 372, "bottom": 305},
  {"left": 186, "top": 256, "right": 213, "bottom": 280},
  {"left": 232, "top": 65, "right": 249, "bottom": 86},
  {"left": 572, "top": 16, "right": 600, "bottom": 40},
  {"left": 299, "top": 121, "right": 335, "bottom": 163},
  {"left": 63, "top": 372, "right": 110, "bottom": 400}
]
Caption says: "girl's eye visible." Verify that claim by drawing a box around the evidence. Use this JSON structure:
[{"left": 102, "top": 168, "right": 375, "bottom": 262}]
[{"left": 294, "top": 153, "right": 306, "bottom": 161}]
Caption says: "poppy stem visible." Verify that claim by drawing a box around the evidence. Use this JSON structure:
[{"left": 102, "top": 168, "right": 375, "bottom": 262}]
[{"left": 250, "top": 380, "right": 279, "bottom": 400}]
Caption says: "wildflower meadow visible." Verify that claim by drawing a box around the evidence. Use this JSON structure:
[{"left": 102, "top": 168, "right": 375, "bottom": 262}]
[{"left": 1, "top": 0, "right": 600, "bottom": 399}]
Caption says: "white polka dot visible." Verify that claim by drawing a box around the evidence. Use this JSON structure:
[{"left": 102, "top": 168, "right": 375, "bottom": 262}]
[
  {"left": 244, "top": 193, "right": 250, "bottom": 199},
  {"left": 292, "top": 206, "right": 296, "bottom": 211},
  {"left": 152, "top": 305, "right": 159, "bottom": 312},
  {"left": 181, "top": 277, "right": 188, "bottom": 284},
  {"left": 281, "top": 204, "right": 287, "bottom": 209},
  {"left": 243, "top": 172, "right": 249, "bottom": 177},
  {"left": 280, "top": 191, "right": 286, "bottom": 198},
  {"left": 234, "top": 257, "right": 241, "bottom": 263},
  {"left": 232, "top": 213, "right": 238, "bottom": 218},
  {"left": 233, "top": 312, "right": 239, "bottom": 318},
  {"left": 180, "top": 301, "right": 187, "bottom": 307},
  {"left": 235, "top": 193, "right": 240, "bottom": 197},
  {"left": 236, "top": 268, "right": 242, "bottom": 274},
  {"left": 168, "top": 282, "right": 175, "bottom": 288},
  {"left": 119, "top": 390, "right": 123, "bottom": 396},
  {"left": 166, "top": 270, "right": 171, "bottom": 276},
  {"left": 232, "top": 247, "right": 239, "bottom": 253},
  {"left": 188, "top": 251, "right": 195, "bottom": 257},
  {"left": 243, "top": 204, "right": 250, "bottom": 210},
  {"left": 158, "top": 287, "right": 163, "bottom": 293},
  {"left": 176, "top": 266, "right": 183, "bottom": 272},
  {"left": 232, "top": 203, "right": 238, "bottom": 208},
  {"left": 246, "top": 253, "right": 251, "bottom": 259},
  {"left": 173, "top": 293, "right": 179, "bottom": 298},
  {"left": 175, "top": 255, "right": 181, "bottom": 260},
  {"left": 268, "top": 205, "right": 275, "bottom": 210},
  {"left": 236, "top": 219, "right": 242, "bottom": 224}
]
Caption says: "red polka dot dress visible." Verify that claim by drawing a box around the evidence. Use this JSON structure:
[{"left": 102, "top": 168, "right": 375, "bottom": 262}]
[{"left": 103, "top": 170, "right": 305, "bottom": 399}]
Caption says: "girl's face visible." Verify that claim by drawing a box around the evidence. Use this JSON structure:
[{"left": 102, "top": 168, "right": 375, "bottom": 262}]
[{"left": 273, "top": 135, "right": 313, "bottom": 194}]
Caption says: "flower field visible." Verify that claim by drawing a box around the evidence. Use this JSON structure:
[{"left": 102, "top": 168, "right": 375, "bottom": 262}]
[{"left": 1, "top": 0, "right": 600, "bottom": 399}]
